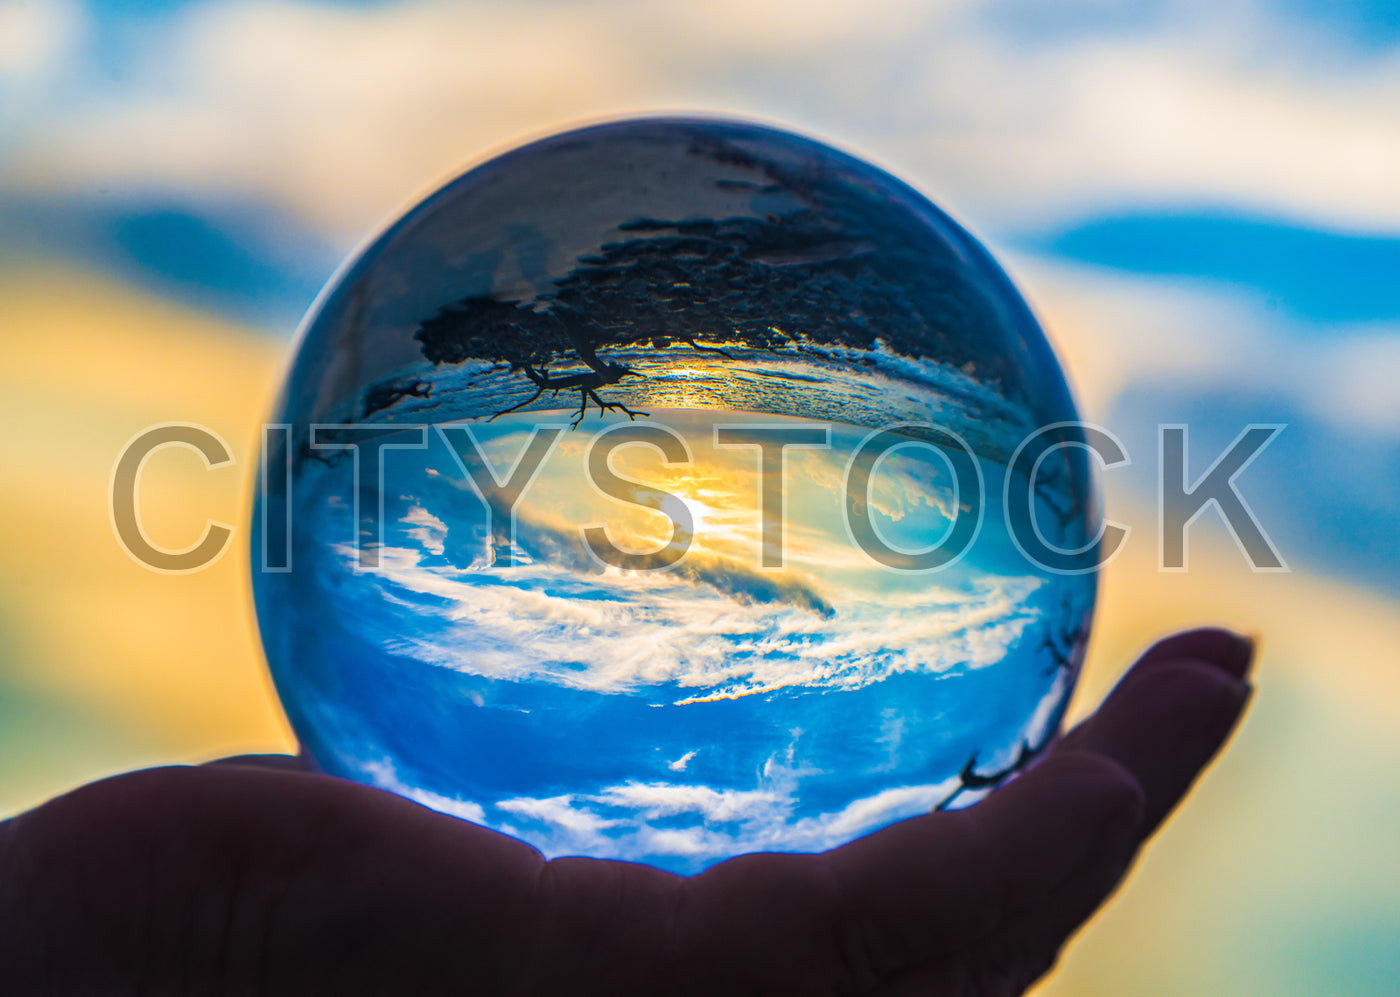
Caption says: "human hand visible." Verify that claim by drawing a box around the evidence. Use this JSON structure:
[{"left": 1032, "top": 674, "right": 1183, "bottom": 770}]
[{"left": 0, "top": 627, "right": 1253, "bottom": 995}]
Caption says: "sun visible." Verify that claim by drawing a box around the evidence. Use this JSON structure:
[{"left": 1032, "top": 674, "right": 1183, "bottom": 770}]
[{"left": 676, "top": 492, "right": 713, "bottom": 536}]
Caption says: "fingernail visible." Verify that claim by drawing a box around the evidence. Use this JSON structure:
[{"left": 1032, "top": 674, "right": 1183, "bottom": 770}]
[
  {"left": 1214, "top": 630, "right": 1258, "bottom": 682},
  {"left": 1204, "top": 670, "right": 1254, "bottom": 744}
]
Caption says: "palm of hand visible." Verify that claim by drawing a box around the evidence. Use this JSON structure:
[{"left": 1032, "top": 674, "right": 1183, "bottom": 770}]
[{"left": 0, "top": 629, "right": 1252, "bottom": 996}]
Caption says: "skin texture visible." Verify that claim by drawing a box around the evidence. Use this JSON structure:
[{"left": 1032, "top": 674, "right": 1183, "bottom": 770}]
[{"left": 0, "top": 627, "right": 1254, "bottom": 996}]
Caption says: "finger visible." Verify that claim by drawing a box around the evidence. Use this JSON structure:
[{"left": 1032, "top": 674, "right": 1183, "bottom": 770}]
[
  {"left": 679, "top": 749, "right": 1144, "bottom": 994},
  {"left": 931, "top": 634, "right": 1256, "bottom": 991},
  {"left": 1059, "top": 638, "right": 1254, "bottom": 835},
  {"left": 904, "top": 768, "right": 1146, "bottom": 997},
  {"left": 204, "top": 750, "right": 315, "bottom": 772},
  {"left": 823, "top": 629, "right": 1255, "bottom": 977},
  {"left": 1135, "top": 627, "right": 1256, "bottom": 681},
  {"left": 855, "top": 630, "right": 1255, "bottom": 995},
  {"left": 1103, "top": 628, "right": 1255, "bottom": 707},
  {"left": 868, "top": 781, "right": 1143, "bottom": 997},
  {"left": 836, "top": 749, "right": 1144, "bottom": 987}
]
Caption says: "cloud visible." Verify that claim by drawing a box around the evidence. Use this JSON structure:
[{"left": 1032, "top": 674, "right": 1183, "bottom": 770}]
[
  {"left": 0, "top": 0, "right": 83, "bottom": 86},
  {"left": 497, "top": 793, "right": 618, "bottom": 836},
  {"left": 6, "top": 0, "right": 658, "bottom": 241},
  {"left": 895, "top": 26, "right": 1400, "bottom": 235},
  {"left": 1310, "top": 332, "right": 1400, "bottom": 433},
  {"left": 484, "top": 753, "right": 962, "bottom": 866},
  {"left": 801, "top": 781, "right": 956, "bottom": 843},
  {"left": 358, "top": 756, "right": 487, "bottom": 823},
  {"left": 508, "top": 499, "right": 839, "bottom": 617},
  {"left": 1013, "top": 252, "right": 1400, "bottom": 437},
  {"left": 1006, "top": 251, "right": 1400, "bottom": 588},
  {"left": 667, "top": 750, "right": 697, "bottom": 772},
  {"left": 7, "top": 0, "right": 1400, "bottom": 245},
  {"left": 401, "top": 504, "right": 447, "bottom": 556},
  {"left": 337, "top": 541, "right": 1044, "bottom": 703}
]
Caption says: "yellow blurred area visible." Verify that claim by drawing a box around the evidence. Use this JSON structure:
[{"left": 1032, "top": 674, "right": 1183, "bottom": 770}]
[
  {"left": 1047, "top": 521, "right": 1400, "bottom": 995},
  {"left": 1081, "top": 513, "right": 1400, "bottom": 727},
  {"left": 2, "top": 263, "right": 1398, "bottom": 993},
  {"left": 0, "top": 263, "right": 294, "bottom": 814}
]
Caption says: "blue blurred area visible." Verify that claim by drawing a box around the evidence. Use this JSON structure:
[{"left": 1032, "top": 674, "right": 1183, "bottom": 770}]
[
  {"left": 976, "top": 0, "right": 1165, "bottom": 42},
  {"left": 1035, "top": 212, "right": 1400, "bottom": 324},
  {"left": 0, "top": 197, "right": 336, "bottom": 331},
  {"left": 987, "top": 0, "right": 1400, "bottom": 48},
  {"left": 1277, "top": 0, "right": 1400, "bottom": 47},
  {"left": 88, "top": 0, "right": 389, "bottom": 16},
  {"left": 1107, "top": 383, "right": 1400, "bottom": 591}
]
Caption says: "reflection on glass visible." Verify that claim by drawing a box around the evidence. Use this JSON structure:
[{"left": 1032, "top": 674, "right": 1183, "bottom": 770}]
[{"left": 254, "top": 118, "right": 1098, "bottom": 873}]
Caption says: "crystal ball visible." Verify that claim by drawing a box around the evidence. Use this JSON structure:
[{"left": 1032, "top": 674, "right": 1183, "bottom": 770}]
[{"left": 252, "top": 117, "right": 1099, "bottom": 874}]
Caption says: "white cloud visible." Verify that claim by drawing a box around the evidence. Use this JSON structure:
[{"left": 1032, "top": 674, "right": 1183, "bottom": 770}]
[
  {"left": 591, "top": 781, "right": 785, "bottom": 823},
  {"left": 1007, "top": 254, "right": 1266, "bottom": 420},
  {"left": 7, "top": 0, "right": 1400, "bottom": 243},
  {"left": 1020, "top": 665, "right": 1073, "bottom": 754},
  {"left": 486, "top": 759, "right": 961, "bottom": 866},
  {"left": 800, "top": 780, "right": 956, "bottom": 843},
  {"left": 667, "top": 749, "right": 697, "bottom": 772},
  {"left": 7, "top": 0, "right": 658, "bottom": 240},
  {"left": 401, "top": 504, "right": 447, "bottom": 556},
  {"left": 334, "top": 541, "right": 1045, "bottom": 703},
  {"left": 1311, "top": 332, "right": 1400, "bottom": 433},
  {"left": 358, "top": 756, "right": 487, "bottom": 823},
  {"left": 1012, "top": 252, "right": 1400, "bottom": 438},
  {"left": 0, "top": 0, "right": 83, "bottom": 85},
  {"left": 891, "top": 30, "right": 1400, "bottom": 235},
  {"left": 497, "top": 793, "right": 618, "bottom": 836}
]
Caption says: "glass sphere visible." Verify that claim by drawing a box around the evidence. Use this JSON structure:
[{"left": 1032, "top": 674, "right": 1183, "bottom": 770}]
[{"left": 252, "top": 117, "right": 1099, "bottom": 874}]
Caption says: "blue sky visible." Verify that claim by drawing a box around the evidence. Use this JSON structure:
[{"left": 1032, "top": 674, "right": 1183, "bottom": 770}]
[{"left": 1035, "top": 212, "right": 1400, "bottom": 324}]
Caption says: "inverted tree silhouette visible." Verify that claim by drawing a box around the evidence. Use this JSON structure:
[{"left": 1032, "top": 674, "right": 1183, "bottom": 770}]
[
  {"left": 413, "top": 216, "right": 877, "bottom": 425},
  {"left": 411, "top": 134, "right": 1017, "bottom": 428},
  {"left": 938, "top": 739, "right": 1043, "bottom": 810}
]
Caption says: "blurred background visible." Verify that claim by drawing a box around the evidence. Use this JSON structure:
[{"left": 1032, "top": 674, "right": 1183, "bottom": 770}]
[{"left": 1, "top": 0, "right": 1397, "bottom": 992}]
